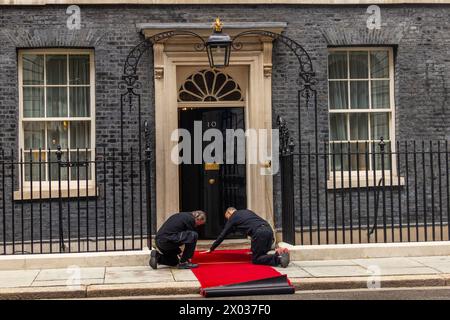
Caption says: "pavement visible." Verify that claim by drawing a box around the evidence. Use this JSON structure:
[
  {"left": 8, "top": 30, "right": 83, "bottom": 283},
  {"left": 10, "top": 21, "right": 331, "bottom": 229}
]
[{"left": 1, "top": 255, "right": 450, "bottom": 299}]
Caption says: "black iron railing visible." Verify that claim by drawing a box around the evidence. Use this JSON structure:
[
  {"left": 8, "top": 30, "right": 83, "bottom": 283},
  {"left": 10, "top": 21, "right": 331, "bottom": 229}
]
[
  {"left": 0, "top": 146, "right": 152, "bottom": 255},
  {"left": 279, "top": 139, "right": 450, "bottom": 245},
  {"left": 2, "top": 138, "right": 448, "bottom": 253}
]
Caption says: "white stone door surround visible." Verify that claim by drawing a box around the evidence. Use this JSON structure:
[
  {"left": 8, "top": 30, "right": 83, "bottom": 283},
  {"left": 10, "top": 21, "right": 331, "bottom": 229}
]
[{"left": 139, "top": 22, "right": 286, "bottom": 229}]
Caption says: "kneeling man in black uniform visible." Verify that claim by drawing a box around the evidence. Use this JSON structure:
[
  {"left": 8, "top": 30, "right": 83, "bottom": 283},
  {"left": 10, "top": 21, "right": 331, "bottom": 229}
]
[
  {"left": 203, "top": 208, "right": 290, "bottom": 267},
  {"left": 150, "top": 210, "right": 206, "bottom": 269}
]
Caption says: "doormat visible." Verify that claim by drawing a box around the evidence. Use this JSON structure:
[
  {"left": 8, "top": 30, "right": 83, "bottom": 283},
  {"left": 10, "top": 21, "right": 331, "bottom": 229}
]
[{"left": 190, "top": 249, "right": 295, "bottom": 298}]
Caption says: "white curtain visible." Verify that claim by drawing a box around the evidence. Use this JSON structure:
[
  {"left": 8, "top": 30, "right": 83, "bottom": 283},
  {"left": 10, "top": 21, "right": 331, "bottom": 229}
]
[
  {"left": 23, "top": 122, "right": 45, "bottom": 150},
  {"left": 69, "top": 55, "right": 90, "bottom": 117},
  {"left": 47, "top": 121, "right": 68, "bottom": 150},
  {"left": 46, "top": 55, "right": 66, "bottom": 85},
  {"left": 70, "top": 87, "right": 90, "bottom": 117},
  {"left": 330, "top": 114, "right": 347, "bottom": 141},
  {"left": 23, "top": 54, "right": 44, "bottom": 85},
  {"left": 70, "top": 121, "right": 90, "bottom": 149},
  {"left": 46, "top": 87, "right": 67, "bottom": 117}
]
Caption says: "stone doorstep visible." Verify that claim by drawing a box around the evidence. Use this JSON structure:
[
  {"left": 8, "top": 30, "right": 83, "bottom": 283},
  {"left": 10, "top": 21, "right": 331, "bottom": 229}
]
[
  {"left": 1, "top": 274, "right": 450, "bottom": 299},
  {"left": 278, "top": 241, "right": 450, "bottom": 261}
]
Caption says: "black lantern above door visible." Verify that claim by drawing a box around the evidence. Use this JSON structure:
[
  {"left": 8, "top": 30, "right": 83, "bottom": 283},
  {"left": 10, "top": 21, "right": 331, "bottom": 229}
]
[{"left": 206, "top": 18, "right": 232, "bottom": 68}]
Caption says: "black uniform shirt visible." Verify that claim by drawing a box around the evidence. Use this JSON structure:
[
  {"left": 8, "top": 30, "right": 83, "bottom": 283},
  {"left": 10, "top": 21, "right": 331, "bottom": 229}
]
[
  {"left": 156, "top": 212, "right": 196, "bottom": 242},
  {"left": 210, "top": 209, "right": 269, "bottom": 251}
]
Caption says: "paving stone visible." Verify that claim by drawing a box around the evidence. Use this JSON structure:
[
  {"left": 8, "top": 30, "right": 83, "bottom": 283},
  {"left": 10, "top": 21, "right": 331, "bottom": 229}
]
[
  {"left": 416, "top": 263, "right": 450, "bottom": 273},
  {"left": 409, "top": 256, "right": 450, "bottom": 266},
  {"left": 293, "top": 260, "right": 358, "bottom": 267},
  {"left": 376, "top": 267, "right": 441, "bottom": 276},
  {"left": 35, "top": 267, "right": 105, "bottom": 281},
  {"left": 274, "top": 265, "right": 314, "bottom": 278},
  {"left": 352, "top": 257, "right": 424, "bottom": 268},
  {"left": 106, "top": 266, "right": 152, "bottom": 272},
  {"left": 104, "top": 269, "right": 174, "bottom": 284},
  {"left": 0, "top": 270, "right": 40, "bottom": 288},
  {"left": 32, "top": 279, "right": 104, "bottom": 287},
  {"left": 171, "top": 269, "right": 199, "bottom": 282},
  {"left": 408, "top": 256, "right": 450, "bottom": 273},
  {"left": 301, "top": 265, "right": 369, "bottom": 277}
]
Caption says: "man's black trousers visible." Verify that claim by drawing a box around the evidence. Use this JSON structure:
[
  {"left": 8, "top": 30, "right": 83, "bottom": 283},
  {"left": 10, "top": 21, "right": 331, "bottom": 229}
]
[
  {"left": 156, "top": 230, "right": 198, "bottom": 266},
  {"left": 251, "top": 225, "right": 279, "bottom": 266}
]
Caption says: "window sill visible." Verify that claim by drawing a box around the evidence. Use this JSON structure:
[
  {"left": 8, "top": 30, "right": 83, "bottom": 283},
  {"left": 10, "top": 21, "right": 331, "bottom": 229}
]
[
  {"left": 13, "top": 187, "right": 98, "bottom": 201},
  {"left": 327, "top": 176, "right": 405, "bottom": 190}
]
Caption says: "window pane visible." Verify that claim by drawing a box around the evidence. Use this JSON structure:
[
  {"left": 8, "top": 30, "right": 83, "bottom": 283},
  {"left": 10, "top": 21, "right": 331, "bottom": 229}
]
[
  {"left": 370, "top": 113, "right": 390, "bottom": 140},
  {"left": 47, "top": 121, "right": 68, "bottom": 150},
  {"left": 350, "top": 113, "right": 368, "bottom": 140},
  {"left": 330, "top": 114, "right": 348, "bottom": 141},
  {"left": 46, "top": 55, "right": 67, "bottom": 85},
  {"left": 374, "top": 142, "right": 391, "bottom": 170},
  {"left": 330, "top": 143, "right": 348, "bottom": 171},
  {"left": 70, "top": 151, "right": 91, "bottom": 180},
  {"left": 349, "top": 51, "right": 368, "bottom": 79},
  {"left": 48, "top": 152, "right": 68, "bottom": 181},
  {"left": 24, "top": 152, "right": 46, "bottom": 182},
  {"left": 330, "top": 143, "right": 368, "bottom": 172},
  {"left": 328, "top": 52, "right": 347, "bottom": 79},
  {"left": 371, "top": 80, "right": 390, "bottom": 109},
  {"left": 46, "top": 87, "right": 68, "bottom": 117},
  {"left": 69, "top": 55, "right": 90, "bottom": 85},
  {"left": 370, "top": 51, "right": 389, "bottom": 78},
  {"left": 350, "top": 81, "right": 369, "bottom": 109},
  {"left": 329, "top": 81, "right": 348, "bottom": 109},
  {"left": 23, "top": 87, "right": 44, "bottom": 117},
  {"left": 23, "top": 54, "right": 44, "bottom": 85},
  {"left": 70, "top": 87, "right": 90, "bottom": 117},
  {"left": 24, "top": 122, "right": 45, "bottom": 150},
  {"left": 70, "top": 121, "right": 90, "bottom": 149},
  {"left": 350, "top": 142, "right": 368, "bottom": 171}
]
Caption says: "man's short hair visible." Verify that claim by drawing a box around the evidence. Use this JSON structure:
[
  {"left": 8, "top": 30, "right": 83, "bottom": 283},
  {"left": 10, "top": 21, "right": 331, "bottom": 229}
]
[
  {"left": 192, "top": 210, "right": 207, "bottom": 222},
  {"left": 225, "top": 207, "right": 236, "bottom": 216}
]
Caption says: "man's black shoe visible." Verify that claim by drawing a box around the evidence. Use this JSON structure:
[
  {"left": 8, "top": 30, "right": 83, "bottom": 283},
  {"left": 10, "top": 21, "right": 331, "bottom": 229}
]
[
  {"left": 279, "top": 252, "right": 290, "bottom": 268},
  {"left": 149, "top": 250, "right": 159, "bottom": 270},
  {"left": 177, "top": 261, "right": 198, "bottom": 269}
]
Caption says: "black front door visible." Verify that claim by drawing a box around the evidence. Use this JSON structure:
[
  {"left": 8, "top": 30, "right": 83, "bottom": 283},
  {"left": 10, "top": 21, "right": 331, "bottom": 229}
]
[{"left": 179, "top": 107, "right": 246, "bottom": 239}]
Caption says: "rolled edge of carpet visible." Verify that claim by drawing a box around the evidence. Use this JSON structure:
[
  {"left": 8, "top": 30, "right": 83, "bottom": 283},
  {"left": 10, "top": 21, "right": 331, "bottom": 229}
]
[{"left": 201, "top": 275, "right": 295, "bottom": 298}]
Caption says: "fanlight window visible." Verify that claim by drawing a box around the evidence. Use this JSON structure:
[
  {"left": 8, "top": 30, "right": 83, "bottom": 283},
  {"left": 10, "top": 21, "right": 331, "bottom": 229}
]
[{"left": 178, "top": 69, "right": 243, "bottom": 102}]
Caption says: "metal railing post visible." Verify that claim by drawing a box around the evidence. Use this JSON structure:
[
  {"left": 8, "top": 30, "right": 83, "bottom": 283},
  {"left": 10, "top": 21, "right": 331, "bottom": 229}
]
[
  {"left": 56, "top": 145, "right": 65, "bottom": 252},
  {"left": 278, "top": 116, "right": 296, "bottom": 245},
  {"left": 144, "top": 121, "right": 152, "bottom": 249}
]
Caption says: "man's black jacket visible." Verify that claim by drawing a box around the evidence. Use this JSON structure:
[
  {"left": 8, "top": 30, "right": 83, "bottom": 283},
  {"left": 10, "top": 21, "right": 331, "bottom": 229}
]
[
  {"left": 156, "top": 212, "right": 196, "bottom": 243},
  {"left": 210, "top": 209, "right": 270, "bottom": 251}
]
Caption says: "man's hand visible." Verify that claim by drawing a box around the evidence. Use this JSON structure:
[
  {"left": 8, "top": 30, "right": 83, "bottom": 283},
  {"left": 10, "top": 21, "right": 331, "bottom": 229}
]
[{"left": 200, "top": 250, "right": 211, "bottom": 254}]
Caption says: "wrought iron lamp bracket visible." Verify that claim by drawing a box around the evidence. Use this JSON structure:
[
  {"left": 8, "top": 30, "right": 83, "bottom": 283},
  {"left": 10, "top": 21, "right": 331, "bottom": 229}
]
[
  {"left": 231, "top": 30, "right": 314, "bottom": 76},
  {"left": 118, "top": 26, "right": 318, "bottom": 156},
  {"left": 118, "top": 30, "right": 207, "bottom": 93}
]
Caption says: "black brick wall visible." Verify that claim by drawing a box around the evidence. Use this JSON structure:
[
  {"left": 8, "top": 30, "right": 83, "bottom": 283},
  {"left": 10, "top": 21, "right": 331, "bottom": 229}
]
[{"left": 0, "top": 4, "right": 449, "bottom": 247}]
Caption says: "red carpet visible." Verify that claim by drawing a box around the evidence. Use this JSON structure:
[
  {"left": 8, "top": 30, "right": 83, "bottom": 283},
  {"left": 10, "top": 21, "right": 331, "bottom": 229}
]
[
  {"left": 191, "top": 249, "right": 285, "bottom": 288},
  {"left": 191, "top": 249, "right": 252, "bottom": 265}
]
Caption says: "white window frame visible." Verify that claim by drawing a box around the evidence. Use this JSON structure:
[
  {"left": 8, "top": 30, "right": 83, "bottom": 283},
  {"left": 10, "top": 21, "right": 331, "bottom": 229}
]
[
  {"left": 327, "top": 47, "right": 398, "bottom": 183},
  {"left": 17, "top": 49, "right": 96, "bottom": 198}
]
